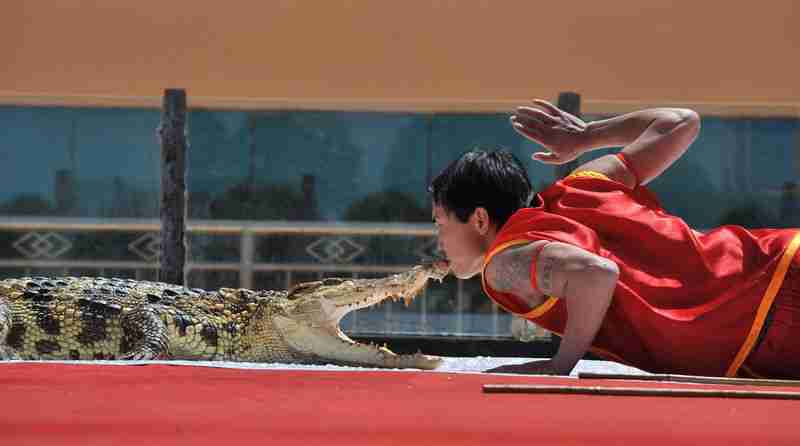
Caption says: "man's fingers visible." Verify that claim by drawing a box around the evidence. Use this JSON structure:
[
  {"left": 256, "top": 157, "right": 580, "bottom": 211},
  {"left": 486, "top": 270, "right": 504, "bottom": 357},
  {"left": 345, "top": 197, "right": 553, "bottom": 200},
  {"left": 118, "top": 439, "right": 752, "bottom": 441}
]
[
  {"left": 511, "top": 121, "right": 543, "bottom": 143},
  {"left": 515, "top": 107, "right": 557, "bottom": 125},
  {"left": 531, "top": 99, "right": 562, "bottom": 116}
]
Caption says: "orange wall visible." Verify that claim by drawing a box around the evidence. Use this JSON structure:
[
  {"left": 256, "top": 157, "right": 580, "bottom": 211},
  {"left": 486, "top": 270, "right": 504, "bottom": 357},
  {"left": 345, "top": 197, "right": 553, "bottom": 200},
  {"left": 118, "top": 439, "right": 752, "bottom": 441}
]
[{"left": 3, "top": 0, "right": 798, "bottom": 115}]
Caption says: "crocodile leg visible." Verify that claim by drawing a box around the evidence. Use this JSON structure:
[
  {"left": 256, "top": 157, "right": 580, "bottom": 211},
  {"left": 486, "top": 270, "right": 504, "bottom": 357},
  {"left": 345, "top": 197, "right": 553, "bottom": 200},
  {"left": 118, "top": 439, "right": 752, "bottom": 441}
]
[{"left": 119, "top": 309, "right": 170, "bottom": 360}]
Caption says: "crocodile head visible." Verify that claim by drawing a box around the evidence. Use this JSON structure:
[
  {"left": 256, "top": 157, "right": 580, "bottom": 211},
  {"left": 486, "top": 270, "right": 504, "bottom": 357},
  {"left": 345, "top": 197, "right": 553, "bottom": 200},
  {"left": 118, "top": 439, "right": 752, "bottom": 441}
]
[{"left": 268, "top": 262, "right": 449, "bottom": 369}]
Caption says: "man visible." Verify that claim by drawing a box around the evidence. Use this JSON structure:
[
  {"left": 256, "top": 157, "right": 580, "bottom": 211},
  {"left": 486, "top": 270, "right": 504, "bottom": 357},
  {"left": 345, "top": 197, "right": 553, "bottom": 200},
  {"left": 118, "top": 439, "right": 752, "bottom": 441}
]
[{"left": 430, "top": 100, "right": 800, "bottom": 378}]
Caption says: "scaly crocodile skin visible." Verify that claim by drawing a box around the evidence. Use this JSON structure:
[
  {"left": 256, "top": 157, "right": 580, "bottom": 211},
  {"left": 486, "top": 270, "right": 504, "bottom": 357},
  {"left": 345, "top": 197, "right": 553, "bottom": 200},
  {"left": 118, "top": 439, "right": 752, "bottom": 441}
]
[{"left": 0, "top": 263, "right": 448, "bottom": 369}]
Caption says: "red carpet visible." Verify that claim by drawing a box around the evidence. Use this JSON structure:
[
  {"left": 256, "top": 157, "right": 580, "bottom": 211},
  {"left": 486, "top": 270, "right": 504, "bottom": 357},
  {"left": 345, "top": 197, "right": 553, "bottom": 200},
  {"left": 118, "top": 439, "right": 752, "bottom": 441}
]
[{"left": 1, "top": 363, "right": 798, "bottom": 445}]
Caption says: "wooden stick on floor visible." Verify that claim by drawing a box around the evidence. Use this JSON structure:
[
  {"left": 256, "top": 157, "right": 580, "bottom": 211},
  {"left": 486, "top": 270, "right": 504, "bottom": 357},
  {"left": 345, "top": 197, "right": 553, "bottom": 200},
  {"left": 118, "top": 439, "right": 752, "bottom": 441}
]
[
  {"left": 578, "top": 372, "right": 800, "bottom": 388},
  {"left": 482, "top": 384, "right": 800, "bottom": 400}
]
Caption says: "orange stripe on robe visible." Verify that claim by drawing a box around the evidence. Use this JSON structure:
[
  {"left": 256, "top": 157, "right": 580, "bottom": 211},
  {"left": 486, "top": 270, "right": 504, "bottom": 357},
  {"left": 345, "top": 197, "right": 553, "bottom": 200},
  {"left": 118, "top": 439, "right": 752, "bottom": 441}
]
[{"left": 482, "top": 172, "right": 800, "bottom": 377}]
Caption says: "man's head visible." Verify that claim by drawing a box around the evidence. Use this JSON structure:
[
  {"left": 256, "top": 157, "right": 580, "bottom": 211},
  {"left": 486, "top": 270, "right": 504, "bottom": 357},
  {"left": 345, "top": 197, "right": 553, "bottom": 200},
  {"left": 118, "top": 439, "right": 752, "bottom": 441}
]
[{"left": 429, "top": 149, "right": 532, "bottom": 279}]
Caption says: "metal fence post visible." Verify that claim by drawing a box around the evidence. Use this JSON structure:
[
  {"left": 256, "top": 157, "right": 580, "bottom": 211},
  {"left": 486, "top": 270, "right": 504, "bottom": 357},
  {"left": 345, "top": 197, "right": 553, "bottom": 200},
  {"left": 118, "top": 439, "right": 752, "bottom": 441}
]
[{"left": 240, "top": 229, "right": 254, "bottom": 289}]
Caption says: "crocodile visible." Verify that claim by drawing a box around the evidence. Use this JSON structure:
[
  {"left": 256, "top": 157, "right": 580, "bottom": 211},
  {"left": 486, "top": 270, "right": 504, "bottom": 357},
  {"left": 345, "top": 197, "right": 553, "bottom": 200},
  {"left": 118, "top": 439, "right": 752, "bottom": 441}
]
[{"left": 0, "top": 262, "right": 449, "bottom": 369}]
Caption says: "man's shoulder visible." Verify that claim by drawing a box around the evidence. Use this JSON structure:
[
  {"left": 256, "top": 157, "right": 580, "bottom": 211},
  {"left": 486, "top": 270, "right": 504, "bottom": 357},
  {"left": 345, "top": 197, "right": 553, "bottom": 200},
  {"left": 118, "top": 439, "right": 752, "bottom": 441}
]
[
  {"left": 540, "top": 170, "right": 665, "bottom": 212},
  {"left": 483, "top": 241, "right": 549, "bottom": 306},
  {"left": 560, "top": 170, "right": 629, "bottom": 191},
  {"left": 485, "top": 241, "right": 547, "bottom": 284}
]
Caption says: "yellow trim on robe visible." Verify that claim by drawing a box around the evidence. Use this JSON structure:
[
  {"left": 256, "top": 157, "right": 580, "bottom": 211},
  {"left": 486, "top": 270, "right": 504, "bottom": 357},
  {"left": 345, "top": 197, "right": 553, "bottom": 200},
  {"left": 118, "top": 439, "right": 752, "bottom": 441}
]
[
  {"left": 725, "top": 231, "right": 800, "bottom": 377},
  {"left": 565, "top": 171, "right": 612, "bottom": 181},
  {"left": 519, "top": 296, "right": 559, "bottom": 319}
]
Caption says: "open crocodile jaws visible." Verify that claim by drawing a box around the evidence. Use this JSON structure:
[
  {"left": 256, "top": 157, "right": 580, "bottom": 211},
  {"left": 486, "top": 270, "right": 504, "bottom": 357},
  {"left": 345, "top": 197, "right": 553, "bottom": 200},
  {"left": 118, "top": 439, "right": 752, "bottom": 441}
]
[
  {"left": 0, "top": 262, "right": 450, "bottom": 370},
  {"left": 273, "top": 262, "right": 449, "bottom": 369}
]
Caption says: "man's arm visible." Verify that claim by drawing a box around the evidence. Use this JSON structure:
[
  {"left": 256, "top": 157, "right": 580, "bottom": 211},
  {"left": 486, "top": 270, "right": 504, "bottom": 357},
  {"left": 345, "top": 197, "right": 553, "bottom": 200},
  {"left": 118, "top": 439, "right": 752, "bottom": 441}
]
[
  {"left": 538, "top": 243, "right": 619, "bottom": 374},
  {"left": 485, "top": 242, "right": 619, "bottom": 375},
  {"left": 572, "top": 108, "right": 701, "bottom": 186},
  {"left": 511, "top": 100, "right": 701, "bottom": 187}
]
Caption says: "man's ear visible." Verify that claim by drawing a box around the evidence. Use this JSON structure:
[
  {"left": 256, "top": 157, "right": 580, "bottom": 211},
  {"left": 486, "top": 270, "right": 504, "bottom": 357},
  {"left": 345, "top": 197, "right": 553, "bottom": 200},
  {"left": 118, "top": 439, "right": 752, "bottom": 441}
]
[{"left": 470, "top": 207, "right": 492, "bottom": 235}]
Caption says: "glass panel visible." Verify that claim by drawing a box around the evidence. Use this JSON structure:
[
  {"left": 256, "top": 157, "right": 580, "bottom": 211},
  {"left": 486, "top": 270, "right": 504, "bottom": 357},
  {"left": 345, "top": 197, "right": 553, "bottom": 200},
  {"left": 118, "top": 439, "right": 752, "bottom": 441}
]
[
  {"left": 0, "top": 106, "right": 160, "bottom": 218},
  {"left": 1, "top": 104, "right": 798, "bottom": 342}
]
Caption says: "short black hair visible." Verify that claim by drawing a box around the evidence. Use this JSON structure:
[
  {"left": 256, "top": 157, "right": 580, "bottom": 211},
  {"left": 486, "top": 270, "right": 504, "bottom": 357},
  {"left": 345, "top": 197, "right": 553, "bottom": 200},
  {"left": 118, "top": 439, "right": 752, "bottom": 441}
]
[{"left": 429, "top": 148, "right": 533, "bottom": 229}]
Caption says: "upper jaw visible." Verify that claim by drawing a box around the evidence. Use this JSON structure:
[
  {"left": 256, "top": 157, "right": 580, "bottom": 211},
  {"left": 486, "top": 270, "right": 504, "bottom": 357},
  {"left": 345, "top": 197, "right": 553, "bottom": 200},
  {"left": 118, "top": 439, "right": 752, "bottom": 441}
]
[{"left": 328, "top": 261, "right": 450, "bottom": 319}]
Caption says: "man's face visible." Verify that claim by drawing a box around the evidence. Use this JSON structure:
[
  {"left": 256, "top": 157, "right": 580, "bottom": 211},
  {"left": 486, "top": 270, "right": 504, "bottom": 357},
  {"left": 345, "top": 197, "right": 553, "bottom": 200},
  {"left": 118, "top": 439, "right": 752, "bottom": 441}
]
[{"left": 432, "top": 204, "right": 492, "bottom": 279}]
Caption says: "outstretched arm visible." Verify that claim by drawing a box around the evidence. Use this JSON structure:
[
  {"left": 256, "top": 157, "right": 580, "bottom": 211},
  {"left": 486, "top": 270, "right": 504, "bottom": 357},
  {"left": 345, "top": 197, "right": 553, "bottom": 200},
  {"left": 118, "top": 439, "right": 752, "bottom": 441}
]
[
  {"left": 511, "top": 100, "right": 701, "bottom": 187},
  {"left": 484, "top": 242, "right": 619, "bottom": 375}
]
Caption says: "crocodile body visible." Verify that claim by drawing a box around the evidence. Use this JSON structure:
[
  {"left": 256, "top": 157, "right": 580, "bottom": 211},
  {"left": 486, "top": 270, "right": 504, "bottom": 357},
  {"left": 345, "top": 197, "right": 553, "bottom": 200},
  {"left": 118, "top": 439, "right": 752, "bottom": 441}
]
[{"left": 0, "top": 263, "right": 448, "bottom": 369}]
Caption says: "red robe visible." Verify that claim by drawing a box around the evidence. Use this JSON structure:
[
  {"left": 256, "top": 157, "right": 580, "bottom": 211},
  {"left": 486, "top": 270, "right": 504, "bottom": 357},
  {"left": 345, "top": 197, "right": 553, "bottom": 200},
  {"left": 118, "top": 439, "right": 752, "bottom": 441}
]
[{"left": 481, "top": 172, "right": 800, "bottom": 377}]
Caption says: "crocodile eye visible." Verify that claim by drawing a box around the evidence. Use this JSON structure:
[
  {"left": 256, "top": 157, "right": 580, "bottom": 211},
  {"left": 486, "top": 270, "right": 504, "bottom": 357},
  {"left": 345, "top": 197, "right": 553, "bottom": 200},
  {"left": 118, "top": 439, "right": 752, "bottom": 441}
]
[
  {"left": 321, "top": 278, "right": 344, "bottom": 286},
  {"left": 287, "top": 281, "right": 322, "bottom": 299}
]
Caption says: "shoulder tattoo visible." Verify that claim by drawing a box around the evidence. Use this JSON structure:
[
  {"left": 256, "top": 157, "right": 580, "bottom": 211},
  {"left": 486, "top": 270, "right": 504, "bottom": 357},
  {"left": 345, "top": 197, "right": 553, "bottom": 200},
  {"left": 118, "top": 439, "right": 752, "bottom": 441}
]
[
  {"left": 538, "top": 254, "right": 556, "bottom": 294},
  {"left": 491, "top": 247, "right": 534, "bottom": 294}
]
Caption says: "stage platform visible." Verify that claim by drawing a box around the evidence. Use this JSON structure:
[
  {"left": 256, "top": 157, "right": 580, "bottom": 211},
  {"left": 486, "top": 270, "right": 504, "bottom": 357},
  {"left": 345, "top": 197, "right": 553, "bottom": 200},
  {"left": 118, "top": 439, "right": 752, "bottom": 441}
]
[{"left": 2, "top": 358, "right": 797, "bottom": 445}]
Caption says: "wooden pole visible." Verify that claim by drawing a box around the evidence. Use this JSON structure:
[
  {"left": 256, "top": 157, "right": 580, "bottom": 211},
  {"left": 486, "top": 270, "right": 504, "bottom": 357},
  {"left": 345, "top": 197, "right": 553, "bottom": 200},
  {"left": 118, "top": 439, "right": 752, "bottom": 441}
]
[
  {"left": 159, "top": 88, "right": 188, "bottom": 285},
  {"left": 554, "top": 92, "right": 582, "bottom": 179},
  {"left": 482, "top": 384, "right": 800, "bottom": 400},
  {"left": 578, "top": 372, "right": 800, "bottom": 388}
]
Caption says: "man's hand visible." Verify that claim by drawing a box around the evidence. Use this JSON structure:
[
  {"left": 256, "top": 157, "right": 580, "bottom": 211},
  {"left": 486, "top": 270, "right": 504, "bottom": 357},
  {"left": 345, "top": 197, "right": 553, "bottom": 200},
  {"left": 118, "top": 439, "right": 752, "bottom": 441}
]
[
  {"left": 510, "top": 99, "right": 588, "bottom": 165},
  {"left": 484, "top": 359, "right": 560, "bottom": 375}
]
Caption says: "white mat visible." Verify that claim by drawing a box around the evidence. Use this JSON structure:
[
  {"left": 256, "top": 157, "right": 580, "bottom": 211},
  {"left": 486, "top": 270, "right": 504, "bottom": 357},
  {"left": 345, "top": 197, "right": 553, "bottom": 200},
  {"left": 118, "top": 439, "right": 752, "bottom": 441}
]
[{"left": 1, "top": 357, "right": 649, "bottom": 377}]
